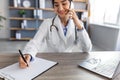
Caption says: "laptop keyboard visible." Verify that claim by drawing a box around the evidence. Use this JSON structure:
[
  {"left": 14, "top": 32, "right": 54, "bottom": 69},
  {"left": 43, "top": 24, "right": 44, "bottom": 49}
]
[
  {"left": 92, "top": 62, "right": 117, "bottom": 77},
  {"left": 80, "top": 58, "right": 119, "bottom": 78}
]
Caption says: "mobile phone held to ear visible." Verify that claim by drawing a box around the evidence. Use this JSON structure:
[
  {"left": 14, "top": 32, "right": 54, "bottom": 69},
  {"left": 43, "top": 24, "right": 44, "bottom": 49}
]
[
  {"left": 70, "top": 2, "right": 74, "bottom": 9},
  {"left": 68, "top": 2, "right": 74, "bottom": 19}
]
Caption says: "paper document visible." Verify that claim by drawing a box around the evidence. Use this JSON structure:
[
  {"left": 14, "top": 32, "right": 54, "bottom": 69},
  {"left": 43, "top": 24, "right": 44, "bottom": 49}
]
[{"left": 0, "top": 57, "right": 57, "bottom": 80}]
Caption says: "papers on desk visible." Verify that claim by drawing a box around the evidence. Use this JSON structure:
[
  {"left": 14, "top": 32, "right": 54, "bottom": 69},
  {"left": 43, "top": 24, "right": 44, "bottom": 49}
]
[{"left": 0, "top": 57, "right": 57, "bottom": 80}]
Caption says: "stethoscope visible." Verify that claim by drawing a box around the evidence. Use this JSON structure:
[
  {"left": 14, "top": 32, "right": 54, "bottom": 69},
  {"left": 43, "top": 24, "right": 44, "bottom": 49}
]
[
  {"left": 50, "top": 15, "right": 78, "bottom": 44},
  {"left": 50, "top": 15, "right": 58, "bottom": 32}
]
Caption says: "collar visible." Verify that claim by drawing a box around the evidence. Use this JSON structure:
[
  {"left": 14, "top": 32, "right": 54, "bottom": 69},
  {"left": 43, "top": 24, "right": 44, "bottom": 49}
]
[{"left": 53, "top": 15, "right": 75, "bottom": 43}]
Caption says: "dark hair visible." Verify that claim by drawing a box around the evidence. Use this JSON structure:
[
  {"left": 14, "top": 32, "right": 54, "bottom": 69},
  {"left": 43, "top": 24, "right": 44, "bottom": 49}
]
[{"left": 52, "top": 0, "right": 72, "bottom": 7}]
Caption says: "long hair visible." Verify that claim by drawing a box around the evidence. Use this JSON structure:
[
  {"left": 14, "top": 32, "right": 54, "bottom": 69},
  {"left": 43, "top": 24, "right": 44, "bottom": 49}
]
[{"left": 52, "top": 0, "right": 72, "bottom": 7}]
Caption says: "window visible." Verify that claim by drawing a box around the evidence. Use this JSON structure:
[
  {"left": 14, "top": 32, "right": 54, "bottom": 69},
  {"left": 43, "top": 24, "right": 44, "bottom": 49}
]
[
  {"left": 104, "top": 0, "right": 120, "bottom": 25},
  {"left": 89, "top": 0, "right": 120, "bottom": 26}
]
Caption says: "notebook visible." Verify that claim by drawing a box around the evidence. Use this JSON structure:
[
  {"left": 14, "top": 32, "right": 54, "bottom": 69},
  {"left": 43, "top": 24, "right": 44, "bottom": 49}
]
[
  {"left": 78, "top": 53, "right": 120, "bottom": 80},
  {"left": 0, "top": 57, "right": 58, "bottom": 80}
]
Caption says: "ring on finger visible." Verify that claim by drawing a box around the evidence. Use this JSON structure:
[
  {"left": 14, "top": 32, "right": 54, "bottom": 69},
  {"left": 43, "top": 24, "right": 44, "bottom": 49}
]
[{"left": 70, "top": 14, "right": 72, "bottom": 17}]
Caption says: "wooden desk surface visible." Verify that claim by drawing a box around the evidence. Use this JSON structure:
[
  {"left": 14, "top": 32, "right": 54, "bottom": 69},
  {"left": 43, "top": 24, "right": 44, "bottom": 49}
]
[{"left": 0, "top": 51, "right": 120, "bottom": 80}]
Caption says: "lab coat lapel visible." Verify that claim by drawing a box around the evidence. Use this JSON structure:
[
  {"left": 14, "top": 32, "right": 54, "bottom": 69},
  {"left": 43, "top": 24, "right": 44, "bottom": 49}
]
[
  {"left": 66, "top": 19, "right": 75, "bottom": 39},
  {"left": 54, "top": 16, "right": 67, "bottom": 43}
]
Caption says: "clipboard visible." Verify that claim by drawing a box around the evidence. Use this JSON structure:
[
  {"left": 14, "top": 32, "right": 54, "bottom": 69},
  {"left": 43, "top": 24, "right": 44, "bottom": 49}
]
[{"left": 0, "top": 57, "right": 58, "bottom": 80}]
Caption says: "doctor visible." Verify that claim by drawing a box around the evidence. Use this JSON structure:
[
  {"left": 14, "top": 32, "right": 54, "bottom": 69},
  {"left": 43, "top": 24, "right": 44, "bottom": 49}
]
[{"left": 19, "top": 0, "right": 92, "bottom": 68}]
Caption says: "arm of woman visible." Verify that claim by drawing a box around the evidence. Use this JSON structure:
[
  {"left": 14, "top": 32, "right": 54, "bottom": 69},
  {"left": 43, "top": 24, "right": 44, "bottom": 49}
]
[
  {"left": 69, "top": 9, "right": 92, "bottom": 52},
  {"left": 19, "top": 19, "right": 49, "bottom": 68},
  {"left": 22, "top": 19, "right": 49, "bottom": 58}
]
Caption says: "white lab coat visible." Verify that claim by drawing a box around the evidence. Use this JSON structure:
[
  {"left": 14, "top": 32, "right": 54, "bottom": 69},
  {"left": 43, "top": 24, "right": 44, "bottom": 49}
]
[{"left": 23, "top": 15, "right": 92, "bottom": 58}]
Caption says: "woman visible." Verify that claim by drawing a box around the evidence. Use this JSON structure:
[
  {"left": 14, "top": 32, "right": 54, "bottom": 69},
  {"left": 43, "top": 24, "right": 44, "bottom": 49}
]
[{"left": 19, "top": 0, "right": 92, "bottom": 68}]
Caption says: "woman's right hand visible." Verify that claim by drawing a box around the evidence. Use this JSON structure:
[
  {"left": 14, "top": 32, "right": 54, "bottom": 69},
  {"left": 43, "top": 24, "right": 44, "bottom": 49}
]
[{"left": 19, "top": 54, "right": 31, "bottom": 68}]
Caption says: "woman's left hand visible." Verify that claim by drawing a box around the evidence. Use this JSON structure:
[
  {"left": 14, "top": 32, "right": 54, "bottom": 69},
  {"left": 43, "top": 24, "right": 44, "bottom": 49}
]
[
  {"left": 68, "top": 9, "right": 83, "bottom": 30},
  {"left": 68, "top": 9, "right": 78, "bottom": 20}
]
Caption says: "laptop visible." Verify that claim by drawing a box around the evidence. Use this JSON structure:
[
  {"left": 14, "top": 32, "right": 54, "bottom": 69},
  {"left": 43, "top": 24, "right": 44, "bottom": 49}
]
[{"left": 78, "top": 52, "right": 120, "bottom": 80}]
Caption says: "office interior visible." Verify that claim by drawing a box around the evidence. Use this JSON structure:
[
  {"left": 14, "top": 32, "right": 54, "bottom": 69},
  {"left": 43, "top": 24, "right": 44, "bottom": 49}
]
[{"left": 0, "top": 0, "right": 120, "bottom": 53}]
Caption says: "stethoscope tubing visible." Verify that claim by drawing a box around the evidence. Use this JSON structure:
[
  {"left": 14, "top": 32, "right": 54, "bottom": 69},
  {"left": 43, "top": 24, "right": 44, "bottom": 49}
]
[
  {"left": 50, "top": 16, "right": 78, "bottom": 44},
  {"left": 50, "top": 15, "right": 58, "bottom": 32}
]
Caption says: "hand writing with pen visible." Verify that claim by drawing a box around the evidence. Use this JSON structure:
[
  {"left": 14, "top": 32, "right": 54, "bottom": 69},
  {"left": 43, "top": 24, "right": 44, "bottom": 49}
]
[{"left": 18, "top": 50, "right": 31, "bottom": 68}]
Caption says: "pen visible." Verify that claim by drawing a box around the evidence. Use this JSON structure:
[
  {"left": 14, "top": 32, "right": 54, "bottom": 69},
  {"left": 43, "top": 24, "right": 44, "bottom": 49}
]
[{"left": 18, "top": 49, "right": 28, "bottom": 67}]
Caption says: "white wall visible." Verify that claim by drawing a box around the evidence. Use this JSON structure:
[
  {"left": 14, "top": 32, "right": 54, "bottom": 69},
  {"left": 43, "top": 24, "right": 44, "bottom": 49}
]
[
  {"left": 119, "top": 8, "right": 120, "bottom": 26},
  {"left": 0, "top": 0, "right": 9, "bottom": 39},
  {"left": 116, "top": 30, "right": 120, "bottom": 50},
  {"left": 90, "top": 24, "right": 120, "bottom": 51}
]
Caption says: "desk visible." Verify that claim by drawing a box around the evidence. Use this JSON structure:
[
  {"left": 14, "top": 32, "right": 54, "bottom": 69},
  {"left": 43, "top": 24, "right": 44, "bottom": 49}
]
[{"left": 0, "top": 51, "right": 120, "bottom": 80}]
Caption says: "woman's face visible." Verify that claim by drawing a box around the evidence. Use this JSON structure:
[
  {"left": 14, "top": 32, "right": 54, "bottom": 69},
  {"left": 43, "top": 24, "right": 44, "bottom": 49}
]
[{"left": 53, "top": 0, "right": 70, "bottom": 18}]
